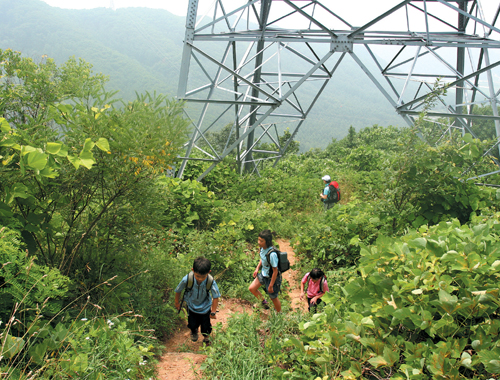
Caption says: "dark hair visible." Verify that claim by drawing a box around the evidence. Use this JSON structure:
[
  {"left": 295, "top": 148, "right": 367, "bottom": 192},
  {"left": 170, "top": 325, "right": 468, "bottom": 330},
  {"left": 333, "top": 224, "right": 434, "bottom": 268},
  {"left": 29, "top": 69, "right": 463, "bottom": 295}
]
[
  {"left": 258, "top": 230, "right": 273, "bottom": 248},
  {"left": 193, "top": 257, "right": 211, "bottom": 275},
  {"left": 310, "top": 268, "right": 324, "bottom": 280}
]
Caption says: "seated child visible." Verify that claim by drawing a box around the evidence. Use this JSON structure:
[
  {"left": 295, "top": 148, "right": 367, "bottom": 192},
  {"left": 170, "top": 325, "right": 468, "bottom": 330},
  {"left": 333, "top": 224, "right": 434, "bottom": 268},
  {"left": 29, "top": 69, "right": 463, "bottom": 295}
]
[
  {"left": 175, "top": 257, "right": 221, "bottom": 344},
  {"left": 300, "top": 268, "right": 329, "bottom": 312}
]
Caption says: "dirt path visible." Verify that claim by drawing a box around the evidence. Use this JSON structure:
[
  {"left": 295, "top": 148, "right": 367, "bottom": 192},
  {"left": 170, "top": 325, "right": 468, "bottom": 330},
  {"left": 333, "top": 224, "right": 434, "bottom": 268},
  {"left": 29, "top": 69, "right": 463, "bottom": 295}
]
[
  {"left": 156, "top": 238, "right": 304, "bottom": 380},
  {"left": 278, "top": 238, "right": 306, "bottom": 312}
]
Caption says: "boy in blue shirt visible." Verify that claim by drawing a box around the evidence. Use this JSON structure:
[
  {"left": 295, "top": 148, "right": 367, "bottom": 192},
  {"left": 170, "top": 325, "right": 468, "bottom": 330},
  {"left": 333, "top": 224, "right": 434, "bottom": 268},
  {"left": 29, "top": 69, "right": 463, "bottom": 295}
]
[
  {"left": 248, "top": 230, "right": 282, "bottom": 312},
  {"left": 175, "top": 257, "right": 221, "bottom": 344}
]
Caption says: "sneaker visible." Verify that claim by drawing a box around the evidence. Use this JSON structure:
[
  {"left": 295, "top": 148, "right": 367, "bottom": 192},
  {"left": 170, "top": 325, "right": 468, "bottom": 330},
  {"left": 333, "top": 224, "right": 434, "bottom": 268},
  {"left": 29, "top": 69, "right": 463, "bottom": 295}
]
[
  {"left": 253, "top": 299, "right": 270, "bottom": 309},
  {"left": 191, "top": 332, "right": 198, "bottom": 342},
  {"left": 203, "top": 336, "right": 210, "bottom": 345}
]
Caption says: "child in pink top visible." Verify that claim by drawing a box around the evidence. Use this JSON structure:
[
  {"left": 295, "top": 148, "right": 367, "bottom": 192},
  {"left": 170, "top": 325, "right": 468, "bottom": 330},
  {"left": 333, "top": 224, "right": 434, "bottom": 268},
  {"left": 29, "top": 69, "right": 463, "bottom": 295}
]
[{"left": 300, "top": 268, "right": 328, "bottom": 312}]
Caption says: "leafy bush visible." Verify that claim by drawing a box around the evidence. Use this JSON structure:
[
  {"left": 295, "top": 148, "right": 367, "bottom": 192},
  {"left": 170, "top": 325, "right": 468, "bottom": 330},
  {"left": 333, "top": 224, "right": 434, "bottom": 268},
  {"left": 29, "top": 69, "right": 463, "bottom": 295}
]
[
  {"left": 0, "top": 226, "right": 70, "bottom": 332},
  {"left": 291, "top": 200, "right": 386, "bottom": 269},
  {"left": 131, "top": 239, "right": 192, "bottom": 338},
  {"left": 157, "top": 177, "right": 225, "bottom": 232},
  {"left": 279, "top": 215, "right": 500, "bottom": 379},
  {"left": 1, "top": 316, "right": 156, "bottom": 379},
  {"left": 345, "top": 146, "right": 388, "bottom": 172}
]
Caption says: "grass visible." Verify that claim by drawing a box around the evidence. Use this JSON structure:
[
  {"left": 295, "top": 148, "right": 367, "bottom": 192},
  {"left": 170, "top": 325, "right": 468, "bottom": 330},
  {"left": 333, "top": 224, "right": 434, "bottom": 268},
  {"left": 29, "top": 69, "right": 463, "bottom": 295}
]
[{"left": 200, "top": 309, "right": 308, "bottom": 379}]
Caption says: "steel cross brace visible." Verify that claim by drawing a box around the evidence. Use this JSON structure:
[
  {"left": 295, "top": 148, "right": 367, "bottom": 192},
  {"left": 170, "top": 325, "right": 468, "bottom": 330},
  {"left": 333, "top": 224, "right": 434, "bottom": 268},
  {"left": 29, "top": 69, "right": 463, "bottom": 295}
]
[{"left": 177, "top": 0, "right": 500, "bottom": 181}]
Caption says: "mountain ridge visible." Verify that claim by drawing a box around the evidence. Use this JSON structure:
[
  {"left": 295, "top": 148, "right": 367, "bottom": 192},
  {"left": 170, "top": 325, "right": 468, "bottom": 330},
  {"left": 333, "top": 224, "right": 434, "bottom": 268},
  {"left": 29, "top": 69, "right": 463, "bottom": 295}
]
[{"left": 0, "top": 0, "right": 403, "bottom": 151}]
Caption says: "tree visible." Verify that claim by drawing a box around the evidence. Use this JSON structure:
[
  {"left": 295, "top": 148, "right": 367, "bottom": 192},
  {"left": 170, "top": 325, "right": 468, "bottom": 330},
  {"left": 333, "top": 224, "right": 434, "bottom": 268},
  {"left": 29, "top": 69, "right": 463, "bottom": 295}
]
[
  {"left": 345, "top": 125, "right": 357, "bottom": 148},
  {"left": 278, "top": 127, "right": 300, "bottom": 156},
  {"left": 0, "top": 50, "right": 190, "bottom": 279},
  {"left": 202, "top": 123, "right": 238, "bottom": 155}
]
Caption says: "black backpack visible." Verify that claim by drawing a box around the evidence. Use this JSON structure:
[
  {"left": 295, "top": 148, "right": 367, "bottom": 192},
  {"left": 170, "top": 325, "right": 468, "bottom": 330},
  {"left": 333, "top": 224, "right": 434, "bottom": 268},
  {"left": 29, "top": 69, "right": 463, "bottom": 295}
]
[
  {"left": 326, "top": 181, "right": 341, "bottom": 204},
  {"left": 265, "top": 247, "right": 290, "bottom": 273}
]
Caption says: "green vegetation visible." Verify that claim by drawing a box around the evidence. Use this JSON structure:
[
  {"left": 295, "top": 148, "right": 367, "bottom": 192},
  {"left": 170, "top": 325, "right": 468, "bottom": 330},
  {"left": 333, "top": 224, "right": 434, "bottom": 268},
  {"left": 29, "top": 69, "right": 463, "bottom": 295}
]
[{"left": 2, "top": 48, "right": 500, "bottom": 379}]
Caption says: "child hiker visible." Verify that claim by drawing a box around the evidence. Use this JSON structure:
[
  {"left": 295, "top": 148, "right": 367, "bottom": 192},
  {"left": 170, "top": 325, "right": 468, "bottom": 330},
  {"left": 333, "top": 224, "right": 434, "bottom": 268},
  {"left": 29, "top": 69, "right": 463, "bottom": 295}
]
[
  {"left": 300, "top": 268, "right": 329, "bottom": 312},
  {"left": 174, "top": 257, "right": 221, "bottom": 345},
  {"left": 248, "top": 230, "right": 282, "bottom": 312}
]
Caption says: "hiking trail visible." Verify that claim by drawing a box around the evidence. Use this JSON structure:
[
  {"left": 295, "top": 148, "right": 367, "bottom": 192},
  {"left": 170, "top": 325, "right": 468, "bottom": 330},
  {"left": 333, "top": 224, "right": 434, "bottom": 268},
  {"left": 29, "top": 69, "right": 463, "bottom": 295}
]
[{"left": 156, "top": 238, "right": 305, "bottom": 380}]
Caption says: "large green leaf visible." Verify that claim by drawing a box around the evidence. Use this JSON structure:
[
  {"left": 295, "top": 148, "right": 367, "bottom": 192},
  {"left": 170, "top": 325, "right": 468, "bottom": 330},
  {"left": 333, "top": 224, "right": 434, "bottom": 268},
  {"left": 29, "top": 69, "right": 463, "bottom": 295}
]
[
  {"left": 29, "top": 341, "right": 48, "bottom": 365},
  {"left": 0, "top": 138, "right": 21, "bottom": 149},
  {"left": 463, "top": 133, "right": 473, "bottom": 143},
  {"left": 469, "top": 195, "right": 479, "bottom": 211},
  {"left": 368, "top": 355, "right": 388, "bottom": 368},
  {"left": 96, "top": 137, "right": 110, "bottom": 152},
  {"left": 1, "top": 334, "right": 25, "bottom": 359},
  {"left": 0, "top": 117, "right": 11, "bottom": 132},
  {"left": 0, "top": 201, "right": 13, "bottom": 217},
  {"left": 427, "top": 353, "right": 446, "bottom": 376},
  {"left": 46, "top": 142, "right": 63, "bottom": 155},
  {"left": 438, "top": 289, "right": 458, "bottom": 314},
  {"left": 71, "top": 353, "right": 89, "bottom": 372},
  {"left": 20, "top": 145, "right": 39, "bottom": 156},
  {"left": 408, "top": 238, "right": 427, "bottom": 249},
  {"left": 26, "top": 150, "right": 48, "bottom": 170},
  {"left": 6, "top": 183, "right": 31, "bottom": 204},
  {"left": 79, "top": 150, "right": 95, "bottom": 169},
  {"left": 82, "top": 138, "right": 95, "bottom": 152},
  {"left": 479, "top": 350, "right": 500, "bottom": 373},
  {"left": 67, "top": 155, "right": 81, "bottom": 169},
  {"left": 383, "top": 346, "right": 400, "bottom": 366}
]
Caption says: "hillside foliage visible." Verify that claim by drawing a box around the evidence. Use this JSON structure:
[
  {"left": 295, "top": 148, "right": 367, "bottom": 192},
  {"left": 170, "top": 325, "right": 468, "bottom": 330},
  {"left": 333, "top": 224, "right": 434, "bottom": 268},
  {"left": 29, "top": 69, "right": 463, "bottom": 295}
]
[{"left": 2, "top": 49, "right": 500, "bottom": 379}]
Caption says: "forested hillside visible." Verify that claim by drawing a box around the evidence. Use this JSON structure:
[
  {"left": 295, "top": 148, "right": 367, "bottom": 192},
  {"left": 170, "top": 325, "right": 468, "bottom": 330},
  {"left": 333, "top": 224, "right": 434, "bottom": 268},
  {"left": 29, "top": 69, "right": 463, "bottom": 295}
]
[
  {"left": 2, "top": 49, "right": 500, "bottom": 379},
  {"left": 0, "top": 0, "right": 403, "bottom": 151}
]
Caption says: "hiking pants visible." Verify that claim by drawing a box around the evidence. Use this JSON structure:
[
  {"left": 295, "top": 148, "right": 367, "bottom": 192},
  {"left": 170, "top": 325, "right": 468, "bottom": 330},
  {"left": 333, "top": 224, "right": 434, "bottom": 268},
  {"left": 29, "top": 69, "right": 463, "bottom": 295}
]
[
  {"left": 307, "top": 297, "right": 323, "bottom": 313},
  {"left": 323, "top": 202, "right": 333, "bottom": 211},
  {"left": 187, "top": 308, "right": 212, "bottom": 336}
]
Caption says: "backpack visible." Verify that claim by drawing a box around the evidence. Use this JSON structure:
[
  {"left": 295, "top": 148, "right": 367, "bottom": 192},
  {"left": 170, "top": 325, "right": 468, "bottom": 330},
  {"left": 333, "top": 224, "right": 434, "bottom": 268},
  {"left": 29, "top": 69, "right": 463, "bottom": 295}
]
[
  {"left": 305, "top": 274, "right": 327, "bottom": 293},
  {"left": 265, "top": 247, "right": 290, "bottom": 273},
  {"left": 185, "top": 271, "right": 214, "bottom": 296},
  {"left": 178, "top": 271, "right": 214, "bottom": 314},
  {"left": 326, "top": 181, "right": 341, "bottom": 204}
]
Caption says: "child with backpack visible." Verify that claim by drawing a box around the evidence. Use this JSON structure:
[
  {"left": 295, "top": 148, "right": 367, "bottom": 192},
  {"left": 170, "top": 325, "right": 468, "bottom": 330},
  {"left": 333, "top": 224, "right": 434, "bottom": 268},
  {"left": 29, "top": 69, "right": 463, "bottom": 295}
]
[
  {"left": 300, "top": 268, "right": 329, "bottom": 312},
  {"left": 174, "top": 257, "right": 221, "bottom": 344},
  {"left": 248, "top": 230, "right": 282, "bottom": 312}
]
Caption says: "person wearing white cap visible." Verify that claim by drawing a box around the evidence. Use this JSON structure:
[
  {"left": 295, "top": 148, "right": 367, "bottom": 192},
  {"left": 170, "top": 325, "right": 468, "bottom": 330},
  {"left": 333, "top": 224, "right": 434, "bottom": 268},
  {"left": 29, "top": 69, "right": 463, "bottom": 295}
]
[{"left": 320, "top": 175, "right": 333, "bottom": 211}]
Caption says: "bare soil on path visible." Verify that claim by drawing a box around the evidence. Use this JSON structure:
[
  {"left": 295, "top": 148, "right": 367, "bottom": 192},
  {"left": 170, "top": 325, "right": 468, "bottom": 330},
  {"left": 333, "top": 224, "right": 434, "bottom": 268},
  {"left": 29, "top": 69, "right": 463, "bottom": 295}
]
[{"left": 156, "top": 238, "right": 304, "bottom": 380}]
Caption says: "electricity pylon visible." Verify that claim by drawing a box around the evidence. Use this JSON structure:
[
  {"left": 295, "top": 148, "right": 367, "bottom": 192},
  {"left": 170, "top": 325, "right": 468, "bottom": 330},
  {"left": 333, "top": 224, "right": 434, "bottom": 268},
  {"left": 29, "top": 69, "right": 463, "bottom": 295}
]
[{"left": 177, "top": 0, "right": 500, "bottom": 181}]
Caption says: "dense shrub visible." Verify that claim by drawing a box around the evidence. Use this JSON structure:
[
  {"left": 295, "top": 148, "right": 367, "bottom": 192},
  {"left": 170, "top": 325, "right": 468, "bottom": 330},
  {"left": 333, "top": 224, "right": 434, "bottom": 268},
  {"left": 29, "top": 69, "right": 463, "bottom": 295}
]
[
  {"left": 291, "top": 200, "right": 386, "bottom": 269},
  {"left": 0, "top": 227, "right": 70, "bottom": 332},
  {"left": 279, "top": 215, "right": 500, "bottom": 379}
]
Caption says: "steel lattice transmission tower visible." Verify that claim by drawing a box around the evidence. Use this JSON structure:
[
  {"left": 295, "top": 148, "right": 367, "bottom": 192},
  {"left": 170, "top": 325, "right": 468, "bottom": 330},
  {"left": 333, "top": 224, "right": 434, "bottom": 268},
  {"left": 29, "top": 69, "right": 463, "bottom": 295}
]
[{"left": 177, "top": 0, "right": 500, "bottom": 181}]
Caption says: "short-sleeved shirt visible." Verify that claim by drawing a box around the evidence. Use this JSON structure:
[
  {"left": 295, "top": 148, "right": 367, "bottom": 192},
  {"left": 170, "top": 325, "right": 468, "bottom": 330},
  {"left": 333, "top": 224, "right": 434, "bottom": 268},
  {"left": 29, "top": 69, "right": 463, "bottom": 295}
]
[
  {"left": 260, "top": 246, "right": 278, "bottom": 277},
  {"left": 322, "top": 184, "right": 330, "bottom": 203},
  {"left": 175, "top": 274, "right": 221, "bottom": 314},
  {"left": 302, "top": 272, "right": 329, "bottom": 298}
]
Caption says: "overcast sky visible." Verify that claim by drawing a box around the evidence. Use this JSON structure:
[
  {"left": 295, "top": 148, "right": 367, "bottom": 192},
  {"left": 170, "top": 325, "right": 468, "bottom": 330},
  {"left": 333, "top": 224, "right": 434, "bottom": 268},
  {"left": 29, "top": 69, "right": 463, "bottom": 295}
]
[
  {"left": 39, "top": 0, "right": 499, "bottom": 34},
  {"left": 41, "top": 0, "right": 190, "bottom": 16}
]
